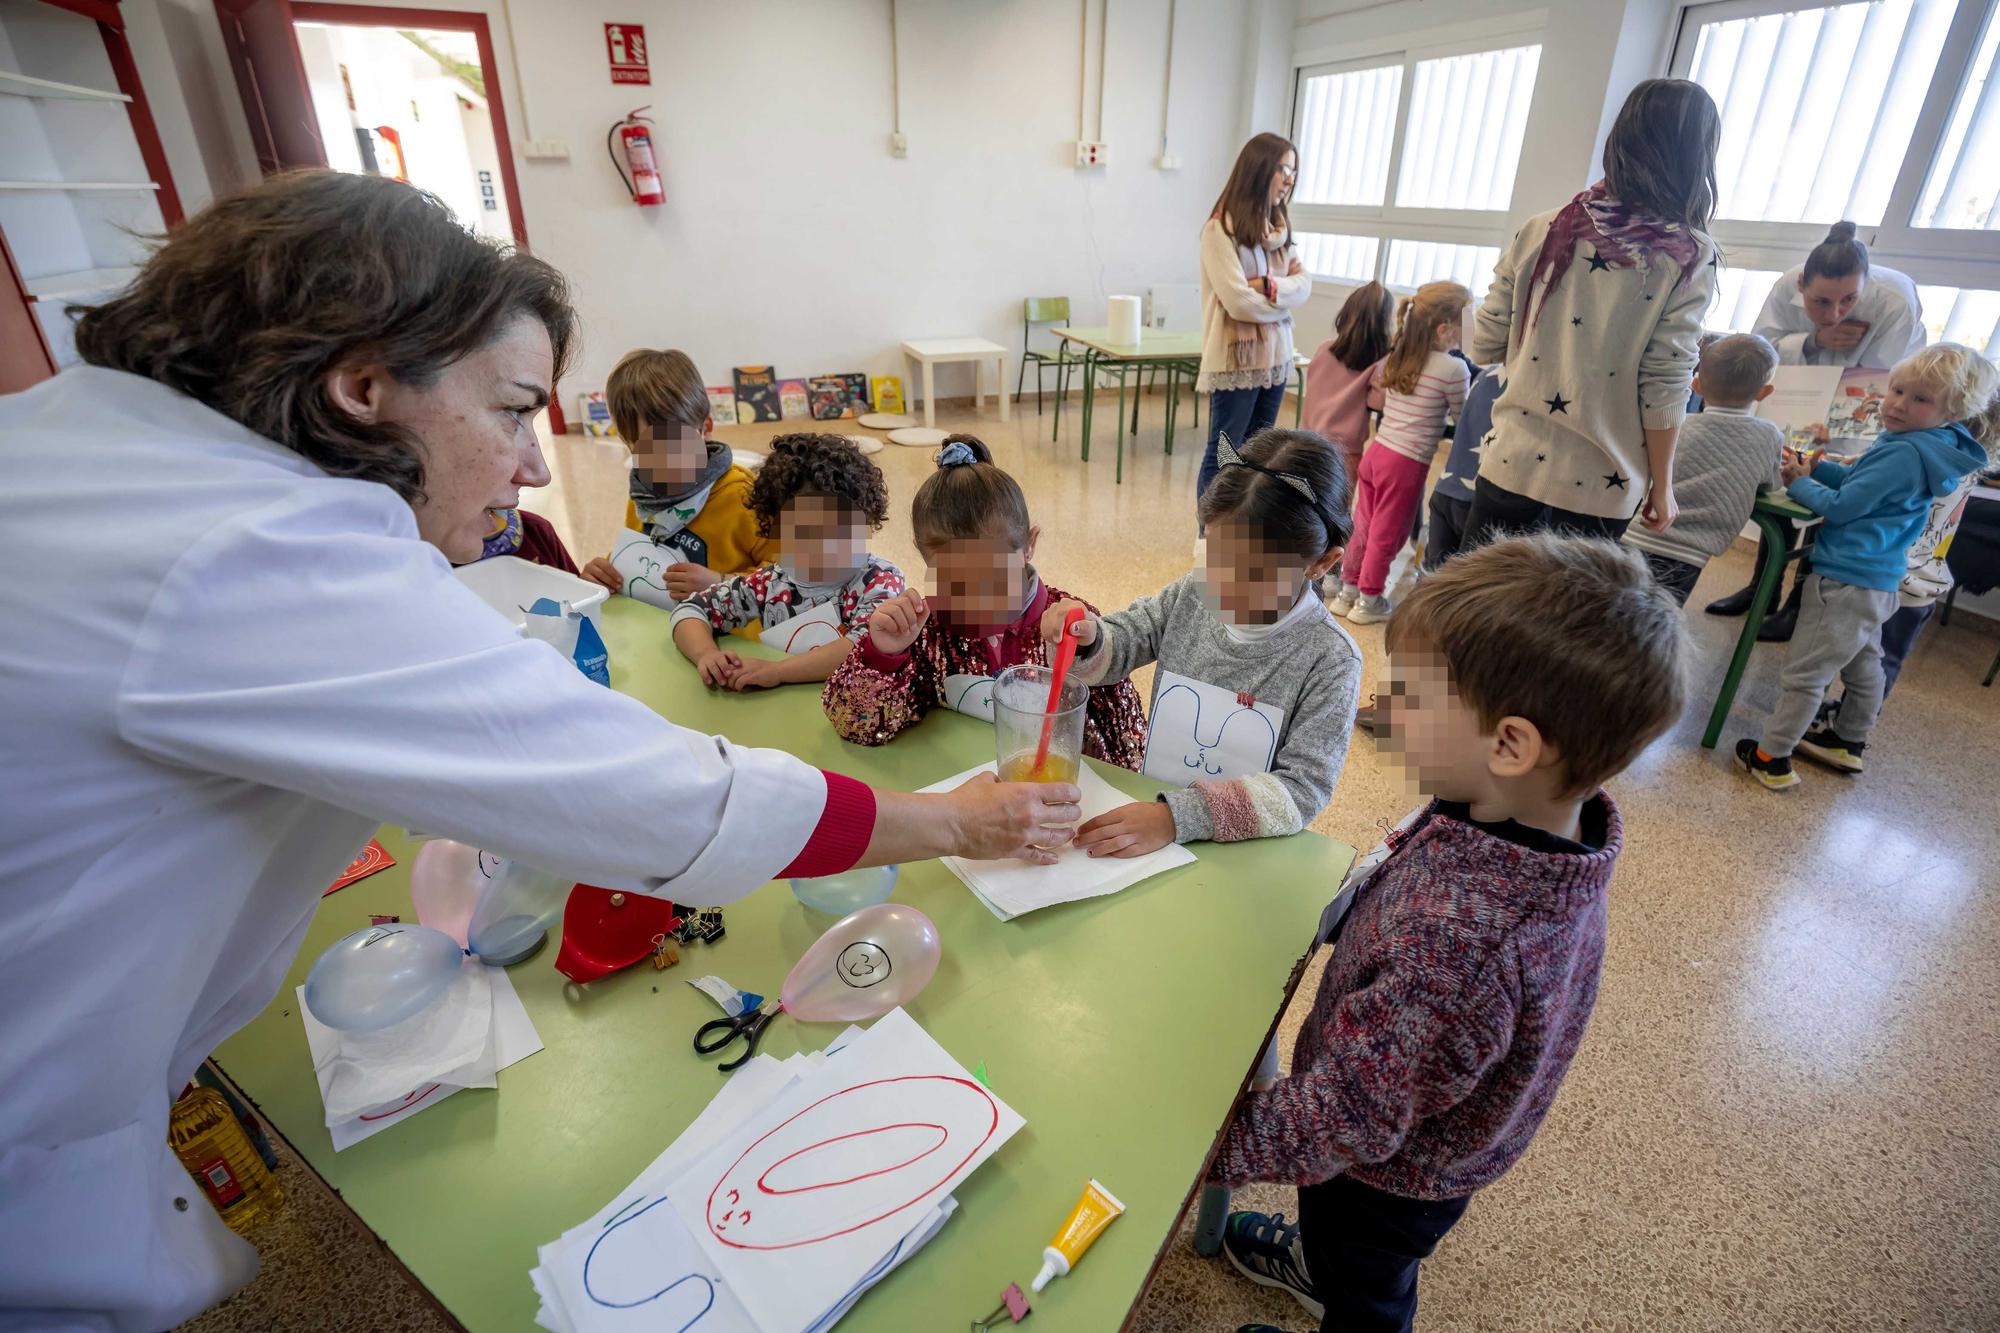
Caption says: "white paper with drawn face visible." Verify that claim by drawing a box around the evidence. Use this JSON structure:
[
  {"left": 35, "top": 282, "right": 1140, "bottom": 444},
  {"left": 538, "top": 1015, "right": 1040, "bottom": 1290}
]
[
  {"left": 759, "top": 598, "right": 844, "bottom": 655},
  {"left": 609, "top": 528, "right": 689, "bottom": 610},
  {"left": 940, "top": 673, "right": 996, "bottom": 721},
  {"left": 1141, "top": 671, "right": 1285, "bottom": 788},
  {"left": 664, "top": 1008, "right": 1021, "bottom": 1333}
]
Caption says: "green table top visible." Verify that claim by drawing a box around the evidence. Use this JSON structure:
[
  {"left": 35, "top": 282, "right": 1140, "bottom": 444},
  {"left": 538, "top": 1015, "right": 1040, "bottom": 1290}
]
[
  {"left": 1053, "top": 326, "right": 1204, "bottom": 360},
  {"left": 1754, "top": 492, "right": 1816, "bottom": 522},
  {"left": 212, "top": 596, "right": 1354, "bottom": 1331}
]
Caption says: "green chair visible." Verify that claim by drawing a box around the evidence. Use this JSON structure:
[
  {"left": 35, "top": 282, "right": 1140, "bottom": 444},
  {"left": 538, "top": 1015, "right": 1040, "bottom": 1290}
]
[{"left": 1018, "top": 296, "right": 1077, "bottom": 415}]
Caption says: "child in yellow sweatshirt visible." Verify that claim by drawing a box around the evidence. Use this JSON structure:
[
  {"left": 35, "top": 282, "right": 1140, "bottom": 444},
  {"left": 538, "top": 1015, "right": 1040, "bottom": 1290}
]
[{"left": 580, "top": 347, "right": 774, "bottom": 600}]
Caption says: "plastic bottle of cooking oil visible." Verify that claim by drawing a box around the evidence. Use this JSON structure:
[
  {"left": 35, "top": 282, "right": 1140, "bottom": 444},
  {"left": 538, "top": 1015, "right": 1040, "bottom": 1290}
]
[{"left": 169, "top": 1086, "right": 283, "bottom": 1233}]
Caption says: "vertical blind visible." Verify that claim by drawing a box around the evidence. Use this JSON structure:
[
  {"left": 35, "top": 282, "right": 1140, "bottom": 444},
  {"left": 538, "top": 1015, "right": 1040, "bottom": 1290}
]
[
  {"left": 1293, "top": 63, "right": 1403, "bottom": 207},
  {"left": 1684, "top": 0, "right": 1957, "bottom": 225},
  {"left": 1393, "top": 45, "right": 1541, "bottom": 212}
]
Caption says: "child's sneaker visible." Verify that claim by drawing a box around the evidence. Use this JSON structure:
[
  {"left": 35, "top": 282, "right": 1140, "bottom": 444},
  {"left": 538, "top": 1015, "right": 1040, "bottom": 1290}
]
[
  {"left": 1734, "top": 739, "right": 1800, "bottom": 790},
  {"left": 1795, "top": 727, "right": 1866, "bottom": 774},
  {"left": 1328, "top": 583, "right": 1359, "bottom": 615},
  {"left": 1346, "top": 593, "right": 1393, "bottom": 625},
  {"left": 1220, "top": 1210, "right": 1322, "bottom": 1320}
]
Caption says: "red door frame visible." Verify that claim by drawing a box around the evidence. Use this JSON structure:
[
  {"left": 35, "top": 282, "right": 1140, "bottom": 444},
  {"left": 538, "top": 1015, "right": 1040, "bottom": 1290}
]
[{"left": 288, "top": 3, "right": 531, "bottom": 251}]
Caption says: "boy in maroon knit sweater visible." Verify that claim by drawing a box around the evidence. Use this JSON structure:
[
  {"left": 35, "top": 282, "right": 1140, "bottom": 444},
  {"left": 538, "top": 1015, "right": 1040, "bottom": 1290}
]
[{"left": 1215, "top": 533, "right": 1687, "bottom": 1333}]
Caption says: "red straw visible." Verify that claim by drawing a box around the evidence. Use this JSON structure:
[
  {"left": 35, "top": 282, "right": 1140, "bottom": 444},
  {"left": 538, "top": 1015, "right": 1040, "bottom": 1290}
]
[{"left": 1033, "top": 607, "right": 1087, "bottom": 771}]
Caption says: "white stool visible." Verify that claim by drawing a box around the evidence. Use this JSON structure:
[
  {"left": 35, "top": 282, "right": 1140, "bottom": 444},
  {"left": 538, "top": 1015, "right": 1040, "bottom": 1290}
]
[{"left": 900, "top": 338, "right": 1011, "bottom": 429}]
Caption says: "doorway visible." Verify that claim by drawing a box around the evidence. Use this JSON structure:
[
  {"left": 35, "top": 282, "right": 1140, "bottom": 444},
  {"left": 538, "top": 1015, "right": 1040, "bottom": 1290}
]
[{"left": 290, "top": 5, "right": 526, "bottom": 247}]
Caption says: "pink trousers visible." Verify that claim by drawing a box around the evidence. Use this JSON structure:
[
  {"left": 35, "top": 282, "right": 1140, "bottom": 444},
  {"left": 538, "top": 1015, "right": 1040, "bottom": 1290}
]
[{"left": 1345, "top": 446, "right": 1430, "bottom": 597}]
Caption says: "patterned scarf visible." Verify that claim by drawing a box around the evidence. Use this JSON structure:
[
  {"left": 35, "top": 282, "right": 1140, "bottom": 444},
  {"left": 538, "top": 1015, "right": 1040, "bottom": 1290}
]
[
  {"left": 1518, "top": 181, "right": 1702, "bottom": 334},
  {"left": 630, "top": 440, "right": 733, "bottom": 541}
]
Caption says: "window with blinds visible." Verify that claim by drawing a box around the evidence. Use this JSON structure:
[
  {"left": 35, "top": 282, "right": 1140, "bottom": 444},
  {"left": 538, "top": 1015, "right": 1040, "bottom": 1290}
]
[
  {"left": 1672, "top": 0, "right": 2000, "bottom": 298},
  {"left": 1289, "top": 36, "right": 1542, "bottom": 294}
]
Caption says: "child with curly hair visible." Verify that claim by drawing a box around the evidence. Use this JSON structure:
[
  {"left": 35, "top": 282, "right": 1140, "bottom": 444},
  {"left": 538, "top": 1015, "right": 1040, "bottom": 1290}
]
[{"left": 669, "top": 434, "right": 904, "bottom": 691}]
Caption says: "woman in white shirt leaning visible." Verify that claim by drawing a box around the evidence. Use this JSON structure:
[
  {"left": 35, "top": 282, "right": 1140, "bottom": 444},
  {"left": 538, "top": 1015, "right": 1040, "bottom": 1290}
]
[{"left": 0, "top": 171, "right": 1079, "bottom": 1332}]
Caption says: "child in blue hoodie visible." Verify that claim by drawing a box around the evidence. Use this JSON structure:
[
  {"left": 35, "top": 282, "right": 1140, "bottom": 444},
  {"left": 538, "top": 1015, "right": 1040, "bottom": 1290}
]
[{"left": 1738, "top": 344, "right": 1997, "bottom": 788}]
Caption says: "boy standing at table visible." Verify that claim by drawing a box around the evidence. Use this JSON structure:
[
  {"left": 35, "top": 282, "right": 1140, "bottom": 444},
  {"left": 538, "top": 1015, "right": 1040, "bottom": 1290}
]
[{"left": 1211, "top": 535, "right": 1686, "bottom": 1333}]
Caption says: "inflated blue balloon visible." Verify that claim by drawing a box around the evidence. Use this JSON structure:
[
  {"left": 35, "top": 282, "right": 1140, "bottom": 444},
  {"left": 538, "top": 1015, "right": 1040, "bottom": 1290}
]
[{"left": 303, "top": 922, "right": 463, "bottom": 1032}]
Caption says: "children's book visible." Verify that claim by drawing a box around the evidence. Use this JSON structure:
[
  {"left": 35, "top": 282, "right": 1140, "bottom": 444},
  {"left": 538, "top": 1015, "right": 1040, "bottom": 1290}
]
[
  {"left": 704, "top": 386, "right": 738, "bottom": 429},
  {"left": 808, "top": 375, "right": 853, "bottom": 421},
  {"left": 870, "top": 375, "right": 905, "bottom": 416},
  {"left": 777, "top": 377, "right": 810, "bottom": 420},
  {"left": 838, "top": 372, "right": 872, "bottom": 412},
  {"left": 1755, "top": 366, "right": 1842, "bottom": 451},
  {"left": 1826, "top": 366, "right": 1893, "bottom": 447},
  {"left": 574, "top": 390, "right": 615, "bottom": 438},
  {"left": 732, "top": 365, "right": 781, "bottom": 424}
]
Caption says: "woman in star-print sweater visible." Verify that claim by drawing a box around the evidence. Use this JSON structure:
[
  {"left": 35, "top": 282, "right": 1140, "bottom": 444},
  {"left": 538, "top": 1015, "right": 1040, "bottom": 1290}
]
[{"left": 1468, "top": 79, "right": 1718, "bottom": 545}]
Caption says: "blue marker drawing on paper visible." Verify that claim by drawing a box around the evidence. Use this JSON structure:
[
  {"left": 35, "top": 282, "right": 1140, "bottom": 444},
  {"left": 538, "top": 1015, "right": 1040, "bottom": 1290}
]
[
  {"left": 1141, "top": 674, "right": 1284, "bottom": 787},
  {"left": 582, "top": 1195, "right": 719, "bottom": 1327}
]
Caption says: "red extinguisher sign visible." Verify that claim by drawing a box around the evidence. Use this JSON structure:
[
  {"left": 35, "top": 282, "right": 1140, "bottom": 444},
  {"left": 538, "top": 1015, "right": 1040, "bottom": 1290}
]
[{"left": 605, "top": 24, "right": 650, "bottom": 85}]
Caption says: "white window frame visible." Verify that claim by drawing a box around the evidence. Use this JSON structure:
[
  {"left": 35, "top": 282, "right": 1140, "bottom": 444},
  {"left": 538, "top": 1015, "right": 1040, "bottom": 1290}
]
[
  {"left": 1669, "top": 0, "right": 2000, "bottom": 289},
  {"left": 1288, "top": 23, "right": 1544, "bottom": 290}
]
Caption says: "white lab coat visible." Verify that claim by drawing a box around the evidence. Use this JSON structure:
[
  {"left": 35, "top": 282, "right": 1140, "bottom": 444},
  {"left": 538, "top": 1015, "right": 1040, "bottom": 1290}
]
[
  {"left": 0, "top": 368, "right": 834, "bottom": 1330},
  {"left": 1752, "top": 263, "right": 1926, "bottom": 367}
]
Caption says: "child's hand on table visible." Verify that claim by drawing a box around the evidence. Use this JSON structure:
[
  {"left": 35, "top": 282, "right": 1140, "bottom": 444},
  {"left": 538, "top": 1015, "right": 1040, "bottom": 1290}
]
[
  {"left": 1039, "top": 599, "right": 1098, "bottom": 649},
  {"left": 866, "top": 589, "right": 931, "bottom": 655},
  {"left": 693, "top": 647, "right": 742, "bottom": 687},
  {"left": 581, "top": 557, "right": 624, "bottom": 593},
  {"left": 665, "top": 563, "right": 719, "bottom": 600},
  {"left": 1076, "top": 801, "right": 1176, "bottom": 858},
  {"left": 1779, "top": 450, "right": 1813, "bottom": 484},
  {"left": 726, "top": 657, "right": 788, "bottom": 691}
]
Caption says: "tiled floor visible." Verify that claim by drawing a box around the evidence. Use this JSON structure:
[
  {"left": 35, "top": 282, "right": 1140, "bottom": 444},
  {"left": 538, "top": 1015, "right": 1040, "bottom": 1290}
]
[{"left": 183, "top": 392, "right": 2000, "bottom": 1332}]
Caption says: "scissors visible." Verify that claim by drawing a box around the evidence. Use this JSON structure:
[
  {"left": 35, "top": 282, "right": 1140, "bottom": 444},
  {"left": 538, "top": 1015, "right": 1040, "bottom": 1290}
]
[{"left": 693, "top": 1001, "right": 781, "bottom": 1073}]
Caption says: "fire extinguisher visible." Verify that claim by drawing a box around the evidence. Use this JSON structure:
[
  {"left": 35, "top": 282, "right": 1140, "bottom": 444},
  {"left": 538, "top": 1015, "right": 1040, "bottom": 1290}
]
[{"left": 608, "top": 107, "right": 664, "bottom": 206}]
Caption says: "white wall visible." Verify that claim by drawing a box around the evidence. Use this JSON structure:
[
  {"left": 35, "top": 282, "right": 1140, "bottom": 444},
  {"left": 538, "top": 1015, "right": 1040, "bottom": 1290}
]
[{"left": 135, "top": 0, "right": 1271, "bottom": 410}]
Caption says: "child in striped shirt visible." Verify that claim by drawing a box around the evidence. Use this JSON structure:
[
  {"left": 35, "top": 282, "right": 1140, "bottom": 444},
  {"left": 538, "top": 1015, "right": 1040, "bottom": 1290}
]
[{"left": 1333, "top": 283, "right": 1471, "bottom": 624}]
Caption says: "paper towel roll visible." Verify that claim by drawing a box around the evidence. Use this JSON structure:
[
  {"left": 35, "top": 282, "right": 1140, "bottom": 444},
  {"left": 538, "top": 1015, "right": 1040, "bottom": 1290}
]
[{"left": 1107, "top": 294, "right": 1142, "bottom": 346}]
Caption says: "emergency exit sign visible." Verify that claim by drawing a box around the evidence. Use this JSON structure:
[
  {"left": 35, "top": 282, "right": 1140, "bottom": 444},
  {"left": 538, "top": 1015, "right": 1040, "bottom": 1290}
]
[{"left": 604, "top": 24, "right": 649, "bottom": 85}]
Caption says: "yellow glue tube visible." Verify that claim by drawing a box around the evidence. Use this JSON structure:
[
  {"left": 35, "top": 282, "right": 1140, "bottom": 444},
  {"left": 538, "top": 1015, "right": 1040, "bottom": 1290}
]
[{"left": 1031, "top": 1179, "right": 1125, "bottom": 1292}]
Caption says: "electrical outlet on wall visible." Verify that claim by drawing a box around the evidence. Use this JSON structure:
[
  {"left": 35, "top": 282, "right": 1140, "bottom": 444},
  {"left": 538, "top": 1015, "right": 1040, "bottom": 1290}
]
[
  {"left": 522, "top": 139, "right": 570, "bottom": 160},
  {"left": 1155, "top": 152, "right": 1181, "bottom": 170},
  {"left": 1073, "top": 140, "right": 1107, "bottom": 168},
  {"left": 890, "top": 132, "right": 908, "bottom": 158}
]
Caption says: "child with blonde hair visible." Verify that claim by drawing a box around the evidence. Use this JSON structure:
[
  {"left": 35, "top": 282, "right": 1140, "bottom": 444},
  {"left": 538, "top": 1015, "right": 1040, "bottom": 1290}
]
[
  {"left": 1332, "top": 282, "right": 1471, "bottom": 624},
  {"left": 1738, "top": 343, "right": 1997, "bottom": 788}
]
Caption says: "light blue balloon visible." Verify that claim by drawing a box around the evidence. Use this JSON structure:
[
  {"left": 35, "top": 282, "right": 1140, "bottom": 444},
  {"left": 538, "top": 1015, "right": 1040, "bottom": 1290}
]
[
  {"left": 790, "top": 864, "right": 899, "bottom": 916},
  {"left": 466, "top": 857, "right": 572, "bottom": 964},
  {"left": 303, "top": 923, "right": 463, "bottom": 1032}
]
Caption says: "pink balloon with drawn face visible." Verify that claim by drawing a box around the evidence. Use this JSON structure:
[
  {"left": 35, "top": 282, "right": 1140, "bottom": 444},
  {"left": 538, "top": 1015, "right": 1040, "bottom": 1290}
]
[
  {"left": 409, "top": 839, "right": 484, "bottom": 948},
  {"left": 779, "top": 903, "right": 940, "bottom": 1023},
  {"left": 705, "top": 1074, "right": 998, "bottom": 1250}
]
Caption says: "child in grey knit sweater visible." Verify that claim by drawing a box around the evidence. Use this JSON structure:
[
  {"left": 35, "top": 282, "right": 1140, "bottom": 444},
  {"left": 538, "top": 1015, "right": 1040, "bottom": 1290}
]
[
  {"left": 1044, "top": 429, "right": 1363, "bottom": 854},
  {"left": 1623, "top": 333, "right": 1786, "bottom": 605}
]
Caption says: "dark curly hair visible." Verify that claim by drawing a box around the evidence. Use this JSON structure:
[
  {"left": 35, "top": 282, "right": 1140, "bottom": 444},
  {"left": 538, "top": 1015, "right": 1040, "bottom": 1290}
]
[
  {"left": 748, "top": 434, "right": 892, "bottom": 539},
  {"left": 71, "top": 170, "right": 574, "bottom": 504}
]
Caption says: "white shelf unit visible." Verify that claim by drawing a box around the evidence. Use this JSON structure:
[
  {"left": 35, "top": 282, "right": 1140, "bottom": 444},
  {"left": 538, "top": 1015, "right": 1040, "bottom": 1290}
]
[{"left": 0, "top": 0, "right": 168, "bottom": 373}]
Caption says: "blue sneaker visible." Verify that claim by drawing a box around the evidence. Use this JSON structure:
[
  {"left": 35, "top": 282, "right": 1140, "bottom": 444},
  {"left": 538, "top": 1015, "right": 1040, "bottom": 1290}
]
[{"left": 1221, "top": 1209, "right": 1322, "bottom": 1320}]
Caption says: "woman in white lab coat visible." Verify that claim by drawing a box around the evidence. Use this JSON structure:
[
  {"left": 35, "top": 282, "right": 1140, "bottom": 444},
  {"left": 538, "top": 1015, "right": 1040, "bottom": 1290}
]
[
  {"left": 1714, "top": 222, "right": 1929, "bottom": 631},
  {"left": 1751, "top": 221, "right": 1925, "bottom": 368},
  {"left": 0, "top": 172, "right": 1079, "bottom": 1332}
]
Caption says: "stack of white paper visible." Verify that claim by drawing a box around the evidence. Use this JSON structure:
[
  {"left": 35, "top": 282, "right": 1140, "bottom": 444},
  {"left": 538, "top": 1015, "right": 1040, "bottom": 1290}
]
[
  {"left": 530, "top": 1009, "right": 1021, "bottom": 1333},
  {"left": 921, "top": 763, "right": 1197, "bottom": 920},
  {"left": 297, "top": 961, "right": 543, "bottom": 1150}
]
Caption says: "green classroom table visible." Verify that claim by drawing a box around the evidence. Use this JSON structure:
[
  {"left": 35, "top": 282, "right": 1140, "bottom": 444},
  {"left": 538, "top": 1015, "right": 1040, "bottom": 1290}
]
[
  {"left": 1699, "top": 492, "right": 1819, "bottom": 748},
  {"left": 211, "top": 596, "right": 1356, "bottom": 1331}
]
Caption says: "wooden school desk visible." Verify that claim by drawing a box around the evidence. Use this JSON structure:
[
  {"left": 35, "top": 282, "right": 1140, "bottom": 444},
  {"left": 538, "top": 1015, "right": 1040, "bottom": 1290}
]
[{"left": 212, "top": 596, "right": 1355, "bottom": 1331}]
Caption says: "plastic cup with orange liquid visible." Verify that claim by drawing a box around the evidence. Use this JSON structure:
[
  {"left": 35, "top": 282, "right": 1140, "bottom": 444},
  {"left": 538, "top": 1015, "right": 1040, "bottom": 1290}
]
[{"left": 994, "top": 663, "right": 1086, "bottom": 790}]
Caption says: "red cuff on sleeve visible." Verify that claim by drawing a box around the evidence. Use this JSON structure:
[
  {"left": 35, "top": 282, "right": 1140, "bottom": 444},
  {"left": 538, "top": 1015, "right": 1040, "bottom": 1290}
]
[
  {"left": 780, "top": 770, "right": 878, "bottom": 878},
  {"left": 857, "top": 633, "right": 912, "bottom": 674}
]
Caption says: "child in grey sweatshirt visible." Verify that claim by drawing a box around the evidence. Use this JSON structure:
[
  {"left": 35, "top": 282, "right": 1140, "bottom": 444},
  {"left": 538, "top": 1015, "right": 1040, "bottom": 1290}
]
[
  {"left": 1046, "top": 429, "right": 1363, "bottom": 853},
  {"left": 1623, "top": 334, "right": 1786, "bottom": 605}
]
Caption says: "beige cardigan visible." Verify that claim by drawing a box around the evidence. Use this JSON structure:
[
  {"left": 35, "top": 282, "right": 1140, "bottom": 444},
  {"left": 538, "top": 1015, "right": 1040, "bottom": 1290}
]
[{"left": 1197, "top": 217, "right": 1311, "bottom": 393}]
